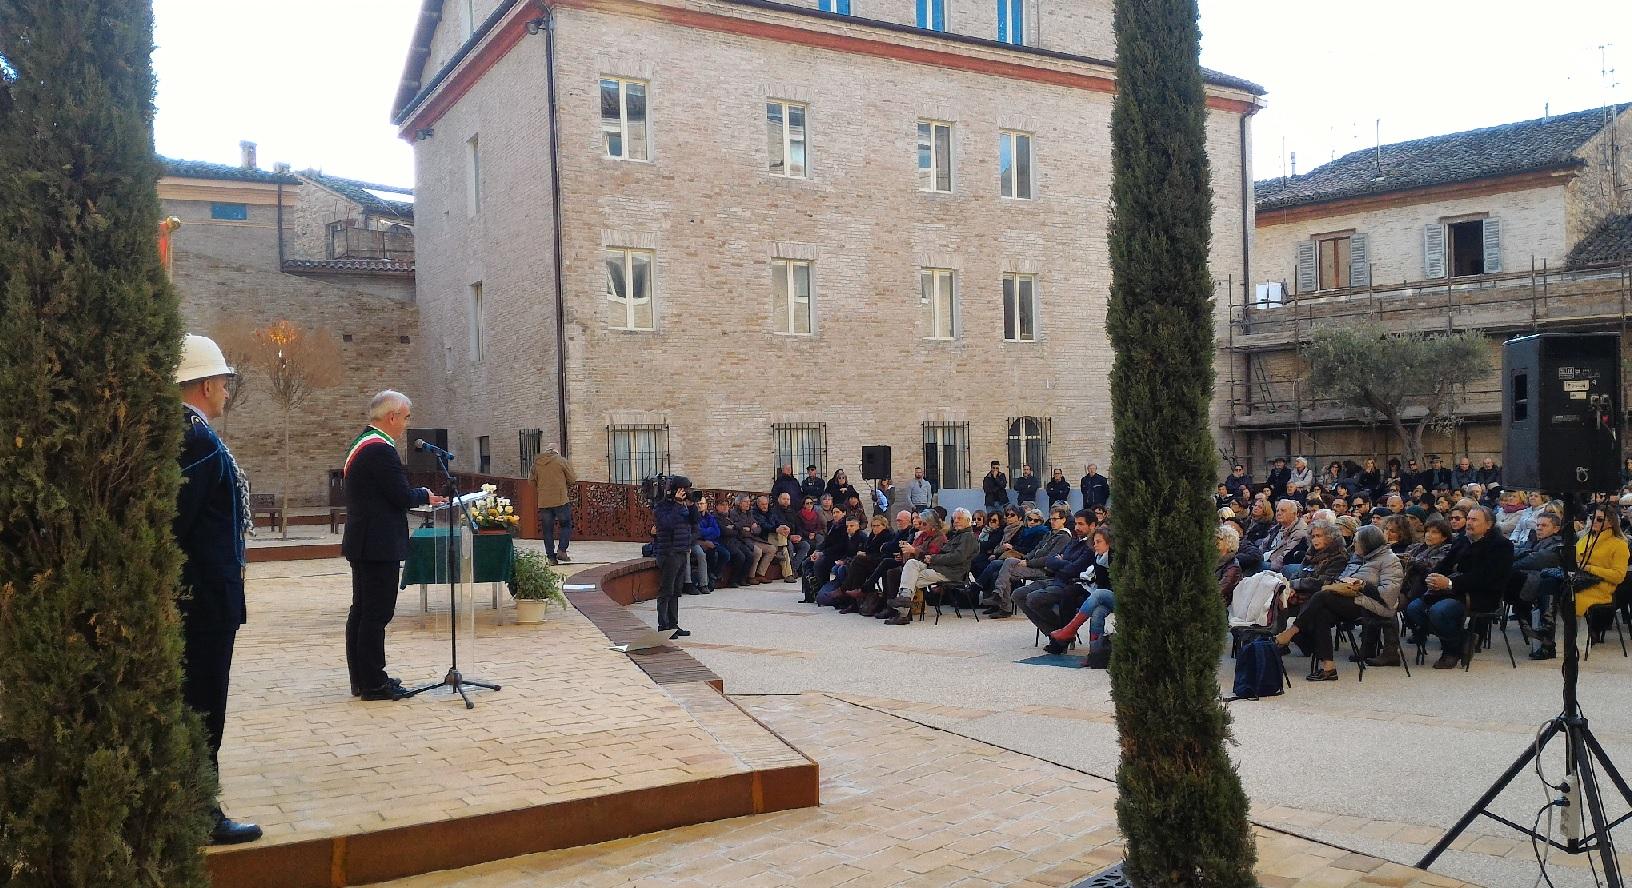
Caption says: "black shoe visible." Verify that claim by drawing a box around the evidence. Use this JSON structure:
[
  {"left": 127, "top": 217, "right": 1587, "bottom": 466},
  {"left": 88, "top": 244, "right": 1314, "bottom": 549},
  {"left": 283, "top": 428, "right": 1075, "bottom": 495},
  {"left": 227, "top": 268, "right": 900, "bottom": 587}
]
[
  {"left": 1043, "top": 641, "right": 1067, "bottom": 655},
  {"left": 1433, "top": 653, "right": 1460, "bottom": 670},
  {"left": 888, "top": 594, "right": 915, "bottom": 607},
  {"left": 547, "top": 555, "right": 560, "bottom": 565},
  {"left": 700, "top": 586, "right": 713, "bottom": 594},
  {"left": 210, "top": 810, "right": 263, "bottom": 846},
  {"left": 801, "top": 593, "right": 817, "bottom": 604},
  {"left": 683, "top": 585, "right": 701, "bottom": 596},
  {"left": 1306, "top": 668, "right": 1338, "bottom": 681},
  {"left": 1529, "top": 646, "right": 1556, "bottom": 660},
  {"left": 670, "top": 628, "right": 690, "bottom": 639},
  {"left": 359, "top": 683, "right": 406, "bottom": 701},
  {"left": 1364, "top": 654, "right": 1402, "bottom": 667},
  {"left": 352, "top": 676, "right": 402, "bottom": 697},
  {"left": 884, "top": 614, "right": 912, "bottom": 626},
  {"left": 656, "top": 624, "right": 674, "bottom": 632},
  {"left": 555, "top": 552, "right": 571, "bottom": 563},
  {"left": 988, "top": 609, "right": 1013, "bottom": 619}
]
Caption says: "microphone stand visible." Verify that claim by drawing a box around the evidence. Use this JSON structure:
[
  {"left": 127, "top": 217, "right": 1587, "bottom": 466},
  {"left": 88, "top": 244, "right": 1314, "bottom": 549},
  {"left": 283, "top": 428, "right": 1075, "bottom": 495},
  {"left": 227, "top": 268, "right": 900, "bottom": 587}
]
[
  {"left": 1418, "top": 493, "right": 1630, "bottom": 885},
  {"left": 403, "top": 451, "right": 500, "bottom": 709}
]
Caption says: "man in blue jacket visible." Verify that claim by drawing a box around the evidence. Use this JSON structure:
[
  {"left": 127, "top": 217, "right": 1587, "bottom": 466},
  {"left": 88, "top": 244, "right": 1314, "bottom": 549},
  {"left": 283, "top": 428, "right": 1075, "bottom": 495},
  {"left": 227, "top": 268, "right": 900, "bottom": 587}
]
[
  {"left": 653, "top": 476, "right": 700, "bottom": 638},
  {"left": 342, "top": 391, "right": 445, "bottom": 701},
  {"left": 173, "top": 335, "right": 261, "bottom": 845},
  {"left": 1018, "top": 511, "right": 1100, "bottom": 652}
]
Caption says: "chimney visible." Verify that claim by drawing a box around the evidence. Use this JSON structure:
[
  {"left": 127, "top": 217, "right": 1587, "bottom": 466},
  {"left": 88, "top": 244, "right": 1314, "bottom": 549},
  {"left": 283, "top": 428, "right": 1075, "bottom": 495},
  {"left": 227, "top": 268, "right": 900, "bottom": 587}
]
[
  {"left": 273, "top": 162, "right": 290, "bottom": 174},
  {"left": 239, "top": 140, "right": 257, "bottom": 170}
]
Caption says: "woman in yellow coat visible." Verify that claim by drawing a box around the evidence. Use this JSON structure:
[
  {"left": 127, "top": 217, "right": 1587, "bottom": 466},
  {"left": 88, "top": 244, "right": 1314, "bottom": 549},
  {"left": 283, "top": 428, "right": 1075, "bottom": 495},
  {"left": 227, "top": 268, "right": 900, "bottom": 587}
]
[{"left": 1574, "top": 504, "right": 1628, "bottom": 617}]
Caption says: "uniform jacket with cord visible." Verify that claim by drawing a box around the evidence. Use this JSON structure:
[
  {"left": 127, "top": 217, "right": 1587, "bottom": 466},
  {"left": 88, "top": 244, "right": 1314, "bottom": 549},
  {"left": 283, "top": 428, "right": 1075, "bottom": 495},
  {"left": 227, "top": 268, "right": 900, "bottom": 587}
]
[{"left": 175, "top": 405, "right": 249, "bottom": 632}]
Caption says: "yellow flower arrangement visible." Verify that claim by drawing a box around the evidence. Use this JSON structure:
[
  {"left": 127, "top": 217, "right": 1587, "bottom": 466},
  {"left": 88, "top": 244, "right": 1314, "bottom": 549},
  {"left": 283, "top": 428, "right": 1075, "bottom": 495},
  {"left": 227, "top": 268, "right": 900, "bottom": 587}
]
[{"left": 471, "top": 483, "right": 521, "bottom": 530}]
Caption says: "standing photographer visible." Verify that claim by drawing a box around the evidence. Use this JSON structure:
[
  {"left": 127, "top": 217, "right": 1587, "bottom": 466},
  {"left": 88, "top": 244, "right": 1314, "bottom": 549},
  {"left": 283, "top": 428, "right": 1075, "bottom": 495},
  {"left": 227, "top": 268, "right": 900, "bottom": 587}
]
[{"left": 653, "top": 476, "right": 699, "bottom": 639}]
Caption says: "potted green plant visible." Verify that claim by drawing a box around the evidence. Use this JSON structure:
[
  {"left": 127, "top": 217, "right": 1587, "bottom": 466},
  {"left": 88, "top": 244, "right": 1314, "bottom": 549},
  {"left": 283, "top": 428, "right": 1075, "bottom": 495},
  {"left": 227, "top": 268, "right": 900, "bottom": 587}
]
[{"left": 509, "top": 549, "right": 567, "bottom": 623}]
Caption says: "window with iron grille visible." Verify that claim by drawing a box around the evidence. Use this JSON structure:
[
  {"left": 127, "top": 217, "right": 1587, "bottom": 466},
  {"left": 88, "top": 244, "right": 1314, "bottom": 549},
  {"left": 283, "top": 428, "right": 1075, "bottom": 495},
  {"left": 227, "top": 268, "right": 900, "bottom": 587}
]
[
  {"left": 607, "top": 423, "right": 670, "bottom": 485},
  {"left": 921, "top": 421, "right": 970, "bottom": 492},
  {"left": 519, "top": 428, "right": 543, "bottom": 476},
  {"left": 773, "top": 423, "right": 827, "bottom": 479},
  {"left": 1006, "top": 416, "right": 1049, "bottom": 479}
]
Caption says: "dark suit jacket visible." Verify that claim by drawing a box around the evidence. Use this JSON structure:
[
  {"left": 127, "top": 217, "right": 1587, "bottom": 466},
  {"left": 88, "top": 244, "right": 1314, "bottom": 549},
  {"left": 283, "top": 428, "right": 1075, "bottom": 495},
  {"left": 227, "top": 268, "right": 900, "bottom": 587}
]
[
  {"left": 175, "top": 407, "right": 247, "bottom": 632},
  {"left": 342, "top": 428, "right": 430, "bottom": 563}
]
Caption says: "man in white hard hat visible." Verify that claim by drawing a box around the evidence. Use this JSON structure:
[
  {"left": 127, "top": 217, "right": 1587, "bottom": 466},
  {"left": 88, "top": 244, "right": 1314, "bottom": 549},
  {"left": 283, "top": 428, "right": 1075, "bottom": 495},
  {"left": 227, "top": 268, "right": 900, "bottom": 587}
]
[{"left": 173, "top": 334, "right": 261, "bottom": 844}]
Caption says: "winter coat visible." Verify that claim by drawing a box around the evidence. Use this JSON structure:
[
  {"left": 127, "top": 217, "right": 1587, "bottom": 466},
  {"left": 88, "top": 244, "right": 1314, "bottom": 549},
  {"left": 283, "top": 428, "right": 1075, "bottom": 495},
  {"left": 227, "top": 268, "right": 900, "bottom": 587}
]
[
  {"left": 925, "top": 526, "right": 979, "bottom": 580},
  {"left": 1009, "top": 523, "right": 1048, "bottom": 554},
  {"left": 1288, "top": 467, "right": 1315, "bottom": 496},
  {"left": 1266, "top": 467, "right": 1292, "bottom": 499},
  {"left": 1023, "top": 527, "right": 1073, "bottom": 568},
  {"left": 771, "top": 474, "right": 804, "bottom": 506},
  {"left": 1289, "top": 538, "right": 1349, "bottom": 606},
  {"left": 1334, "top": 544, "right": 1404, "bottom": 619},
  {"left": 1217, "top": 554, "right": 1243, "bottom": 605},
  {"left": 863, "top": 527, "right": 898, "bottom": 558},
  {"left": 982, "top": 471, "right": 1009, "bottom": 507},
  {"left": 1476, "top": 466, "right": 1502, "bottom": 487},
  {"left": 697, "top": 513, "right": 723, "bottom": 545},
  {"left": 1044, "top": 536, "right": 1095, "bottom": 581},
  {"left": 795, "top": 507, "right": 825, "bottom": 538},
  {"left": 1014, "top": 473, "right": 1041, "bottom": 506},
  {"left": 652, "top": 499, "right": 699, "bottom": 555},
  {"left": 1437, "top": 530, "right": 1514, "bottom": 612},
  {"left": 1264, "top": 518, "right": 1309, "bottom": 571},
  {"left": 1510, "top": 534, "right": 1566, "bottom": 603},
  {"left": 1046, "top": 478, "right": 1072, "bottom": 505},
  {"left": 800, "top": 476, "right": 826, "bottom": 502},
  {"left": 728, "top": 508, "right": 761, "bottom": 543},
  {"left": 1080, "top": 473, "right": 1111, "bottom": 508},
  {"left": 529, "top": 450, "right": 577, "bottom": 509},
  {"left": 1399, "top": 540, "right": 1452, "bottom": 602},
  {"left": 1574, "top": 531, "right": 1629, "bottom": 616},
  {"left": 1244, "top": 519, "right": 1274, "bottom": 545},
  {"left": 825, "top": 480, "right": 859, "bottom": 506},
  {"left": 1222, "top": 473, "right": 1252, "bottom": 499},
  {"left": 1451, "top": 468, "right": 1478, "bottom": 490}
]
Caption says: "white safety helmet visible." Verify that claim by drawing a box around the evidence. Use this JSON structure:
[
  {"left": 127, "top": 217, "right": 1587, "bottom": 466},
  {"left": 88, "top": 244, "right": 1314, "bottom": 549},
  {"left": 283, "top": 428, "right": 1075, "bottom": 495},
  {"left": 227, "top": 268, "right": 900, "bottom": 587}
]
[{"left": 175, "top": 334, "right": 235, "bottom": 384}]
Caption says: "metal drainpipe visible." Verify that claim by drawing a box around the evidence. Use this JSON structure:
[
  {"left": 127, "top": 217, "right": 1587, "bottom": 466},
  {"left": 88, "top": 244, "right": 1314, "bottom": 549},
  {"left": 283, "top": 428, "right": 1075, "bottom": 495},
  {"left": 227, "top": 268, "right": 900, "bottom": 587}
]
[
  {"left": 276, "top": 179, "right": 285, "bottom": 266},
  {"left": 542, "top": 5, "right": 570, "bottom": 458}
]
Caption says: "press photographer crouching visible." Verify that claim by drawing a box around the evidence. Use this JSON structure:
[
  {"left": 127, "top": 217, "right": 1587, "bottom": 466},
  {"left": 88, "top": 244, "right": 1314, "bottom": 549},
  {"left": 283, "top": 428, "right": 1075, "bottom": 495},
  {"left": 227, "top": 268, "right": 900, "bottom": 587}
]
[{"left": 652, "top": 475, "right": 699, "bottom": 639}]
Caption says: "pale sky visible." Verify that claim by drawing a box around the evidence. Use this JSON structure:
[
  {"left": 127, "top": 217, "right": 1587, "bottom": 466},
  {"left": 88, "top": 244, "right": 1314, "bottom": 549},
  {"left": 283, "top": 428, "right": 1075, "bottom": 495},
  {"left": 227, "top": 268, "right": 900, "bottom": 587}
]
[{"left": 150, "top": 0, "right": 1631, "bottom": 188}]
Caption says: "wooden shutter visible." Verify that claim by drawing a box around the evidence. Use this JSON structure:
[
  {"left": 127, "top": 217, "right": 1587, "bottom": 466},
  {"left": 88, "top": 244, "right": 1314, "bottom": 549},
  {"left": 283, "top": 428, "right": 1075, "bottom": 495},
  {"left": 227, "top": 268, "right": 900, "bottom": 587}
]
[
  {"left": 1295, "top": 241, "right": 1316, "bottom": 294},
  {"left": 1348, "top": 233, "right": 1370, "bottom": 288},
  {"left": 1482, "top": 217, "right": 1502, "bottom": 273},
  {"left": 1424, "top": 224, "right": 1446, "bottom": 279}
]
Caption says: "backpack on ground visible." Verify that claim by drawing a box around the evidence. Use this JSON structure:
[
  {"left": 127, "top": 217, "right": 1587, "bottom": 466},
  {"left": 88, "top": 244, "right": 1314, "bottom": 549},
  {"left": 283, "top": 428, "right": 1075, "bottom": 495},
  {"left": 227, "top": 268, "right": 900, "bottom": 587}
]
[{"left": 1232, "top": 635, "right": 1284, "bottom": 700}]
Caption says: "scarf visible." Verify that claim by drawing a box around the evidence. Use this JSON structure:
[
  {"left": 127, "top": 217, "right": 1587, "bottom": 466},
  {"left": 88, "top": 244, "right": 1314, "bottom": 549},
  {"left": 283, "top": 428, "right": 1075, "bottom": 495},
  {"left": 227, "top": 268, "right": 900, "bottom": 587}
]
[{"left": 344, "top": 426, "right": 396, "bottom": 477}]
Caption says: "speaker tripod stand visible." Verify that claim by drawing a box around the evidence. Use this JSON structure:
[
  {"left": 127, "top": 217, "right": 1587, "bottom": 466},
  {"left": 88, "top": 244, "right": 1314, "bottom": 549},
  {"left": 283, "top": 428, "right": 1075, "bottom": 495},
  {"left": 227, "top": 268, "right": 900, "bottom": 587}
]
[
  {"left": 402, "top": 452, "right": 500, "bottom": 710},
  {"left": 1418, "top": 496, "right": 1630, "bottom": 886}
]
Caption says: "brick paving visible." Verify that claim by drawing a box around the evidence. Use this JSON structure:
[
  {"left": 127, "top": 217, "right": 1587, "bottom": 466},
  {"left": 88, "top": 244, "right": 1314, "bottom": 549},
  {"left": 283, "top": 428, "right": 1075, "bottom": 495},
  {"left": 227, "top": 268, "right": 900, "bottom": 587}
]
[
  {"left": 378, "top": 694, "right": 1468, "bottom": 888},
  {"left": 212, "top": 547, "right": 799, "bottom": 847}
]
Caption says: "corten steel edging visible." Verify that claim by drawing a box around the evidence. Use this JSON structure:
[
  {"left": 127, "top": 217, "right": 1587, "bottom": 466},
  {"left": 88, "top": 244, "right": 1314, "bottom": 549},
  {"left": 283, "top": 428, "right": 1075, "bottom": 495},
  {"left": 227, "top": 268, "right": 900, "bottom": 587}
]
[{"left": 206, "top": 557, "right": 818, "bottom": 887}]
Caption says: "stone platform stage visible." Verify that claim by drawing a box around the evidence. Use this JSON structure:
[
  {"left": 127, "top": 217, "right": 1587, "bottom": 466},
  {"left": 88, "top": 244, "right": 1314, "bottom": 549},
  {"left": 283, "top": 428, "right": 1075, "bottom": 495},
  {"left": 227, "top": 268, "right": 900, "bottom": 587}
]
[{"left": 206, "top": 546, "right": 816, "bottom": 887}]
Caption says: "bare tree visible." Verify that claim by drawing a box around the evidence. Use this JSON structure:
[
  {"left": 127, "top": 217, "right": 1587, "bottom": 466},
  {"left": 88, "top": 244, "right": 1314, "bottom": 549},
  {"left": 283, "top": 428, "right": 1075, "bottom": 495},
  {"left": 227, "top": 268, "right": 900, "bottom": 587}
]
[
  {"left": 208, "top": 316, "right": 260, "bottom": 424},
  {"left": 1303, "top": 321, "right": 1492, "bottom": 465},
  {"left": 244, "top": 320, "right": 343, "bottom": 520}
]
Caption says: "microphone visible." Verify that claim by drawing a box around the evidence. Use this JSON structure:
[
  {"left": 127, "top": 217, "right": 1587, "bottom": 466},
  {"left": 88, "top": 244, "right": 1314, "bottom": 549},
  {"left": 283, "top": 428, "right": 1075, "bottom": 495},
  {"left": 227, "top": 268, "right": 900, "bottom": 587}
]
[{"left": 414, "top": 439, "right": 455, "bottom": 462}]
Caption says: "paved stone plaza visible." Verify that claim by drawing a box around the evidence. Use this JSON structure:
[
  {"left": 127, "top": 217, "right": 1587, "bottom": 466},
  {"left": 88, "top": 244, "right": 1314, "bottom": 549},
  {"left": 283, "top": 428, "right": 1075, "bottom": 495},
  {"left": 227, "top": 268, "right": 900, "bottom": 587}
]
[
  {"left": 644, "top": 580, "right": 1632, "bottom": 888},
  {"left": 228, "top": 540, "right": 1629, "bottom": 886}
]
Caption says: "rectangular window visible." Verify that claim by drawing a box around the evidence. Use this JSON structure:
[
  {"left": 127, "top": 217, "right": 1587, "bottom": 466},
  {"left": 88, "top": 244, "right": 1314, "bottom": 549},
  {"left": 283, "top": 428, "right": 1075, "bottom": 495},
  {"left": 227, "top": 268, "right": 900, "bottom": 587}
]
[
  {"left": 1002, "top": 273, "right": 1037, "bottom": 342},
  {"left": 996, "top": 0, "right": 1023, "bottom": 44},
  {"left": 209, "top": 202, "right": 248, "bottom": 221},
  {"left": 465, "top": 135, "right": 481, "bottom": 216},
  {"left": 600, "top": 77, "right": 650, "bottom": 161},
  {"left": 605, "top": 248, "right": 655, "bottom": 331},
  {"left": 916, "top": 0, "right": 946, "bottom": 30},
  {"left": 818, "top": 0, "right": 850, "bottom": 12},
  {"left": 920, "top": 268, "right": 956, "bottom": 340},
  {"left": 766, "top": 100, "right": 808, "bottom": 178},
  {"left": 468, "top": 282, "right": 484, "bottom": 361},
  {"left": 607, "top": 424, "right": 670, "bottom": 485},
  {"left": 771, "top": 259, "right": 813, "bottom": 334},
  {"left": 773, "top": 423, "right": 828, "bottom": 479},
  {"left": 999, "top": 131, "right": 1032, "bottom": 199},
  {"left": 464, "top": 0, "right": 477, "bottom": 37},
  {"left": 917, "top": 120, "right": 953, "bottom": 192},
  {"left": 921, "top": 421, "right": 970, "bottom": 491},
  {"left": 1317, "top": 235, "right": 1350, "bottom": 290},
  {"left": 477, "top": 435, "right": 491, "bottom": 474},
  {"left": 1448, "top": 219, "right": 1486, "bottom": 277}
]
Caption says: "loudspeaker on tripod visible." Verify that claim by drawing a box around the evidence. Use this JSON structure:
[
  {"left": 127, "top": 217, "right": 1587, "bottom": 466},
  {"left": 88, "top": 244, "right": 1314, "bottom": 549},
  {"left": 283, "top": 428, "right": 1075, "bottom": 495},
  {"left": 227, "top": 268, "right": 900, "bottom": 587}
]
[
  {"left": 861, "top": 445, "right": 892, "bottom": 481},
  {"left": 1502, "top": 333, "right": 1622, "bottom": 493}
]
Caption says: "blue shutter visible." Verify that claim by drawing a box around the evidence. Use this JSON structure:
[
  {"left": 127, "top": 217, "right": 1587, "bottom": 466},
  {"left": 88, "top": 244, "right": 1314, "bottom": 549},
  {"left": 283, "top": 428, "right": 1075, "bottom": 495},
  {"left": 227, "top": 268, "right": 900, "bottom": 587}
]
[
  {"left": 997, "top": 0, "right": 1007, "bottom": 42},
  {"left": 210, "top": 202, "right": 247, "bottom": 221}
]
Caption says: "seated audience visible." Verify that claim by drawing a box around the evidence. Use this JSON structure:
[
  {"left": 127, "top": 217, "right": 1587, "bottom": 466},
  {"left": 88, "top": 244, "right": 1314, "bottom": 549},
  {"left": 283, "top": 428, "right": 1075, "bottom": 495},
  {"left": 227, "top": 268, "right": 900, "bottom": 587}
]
[
  {"left": 1507, "top": 511, "right": 1566, "bottom": 659},
  {"left": 1264, "top": 499, "right": 1308, "bottom": 573},
  {"left": 887, "top": 509, "right": 974, "bottom": 625},
  {"left": 1407, "top": 505, "right": 1513, "bottom": 669},
  {"left": 1575, "top": 503, "right": 1630, "bottom": 643},
  {"left": 1285, "top": 519, "right": 1349, "bottom": 620},
  {"left": 1018, "top": 511, "right": 1099, "bottom": 652},
  {"left": 985, "top": 506, "right": 1074, "bottom": 618},
  {"left": 1275, "top": 524, "right": 1401, "bottom": 679},
  {"left": 1050, "top": 528, "right": 1115, "bottom": 653}
]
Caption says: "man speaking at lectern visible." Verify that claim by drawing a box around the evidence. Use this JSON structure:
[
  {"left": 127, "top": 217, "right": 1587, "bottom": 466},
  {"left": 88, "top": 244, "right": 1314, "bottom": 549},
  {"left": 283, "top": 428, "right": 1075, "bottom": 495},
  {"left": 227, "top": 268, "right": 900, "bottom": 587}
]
[{"left": 343, "top": 390, "right": 446, "bottom": 700}]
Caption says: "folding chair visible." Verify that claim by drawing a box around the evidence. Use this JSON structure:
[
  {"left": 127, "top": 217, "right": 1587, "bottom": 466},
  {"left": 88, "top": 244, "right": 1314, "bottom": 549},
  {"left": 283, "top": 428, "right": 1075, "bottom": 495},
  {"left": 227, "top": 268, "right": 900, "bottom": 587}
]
[
  {"left": 1584, "top": 603, "right": 1628, "bottom": 660},
  {"left": 1463, "top": 604, "right": 1517, "bottom": 670}
]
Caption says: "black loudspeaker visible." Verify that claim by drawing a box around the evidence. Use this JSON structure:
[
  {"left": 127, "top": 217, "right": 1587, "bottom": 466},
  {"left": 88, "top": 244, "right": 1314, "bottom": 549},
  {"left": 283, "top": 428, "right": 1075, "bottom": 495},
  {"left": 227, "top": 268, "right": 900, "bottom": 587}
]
[
  {"left": 861, "top": 445, "right": 892, "bottom": 481},
  {"left": 405, "top": 427, "right": 449, "bottom": 473},
  {"left": 1502, "top": 333, "right": 1621, "bottom": 492}
]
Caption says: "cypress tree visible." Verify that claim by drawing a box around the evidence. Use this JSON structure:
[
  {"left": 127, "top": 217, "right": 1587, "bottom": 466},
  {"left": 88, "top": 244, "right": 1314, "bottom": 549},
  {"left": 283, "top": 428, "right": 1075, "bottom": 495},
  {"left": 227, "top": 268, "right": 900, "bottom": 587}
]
[
  {"left": 1105, "top": 0, "right": 1257, "bottom": 884},
  {"left": 0, "top": 2, "right": 214, "bottom": 884}
]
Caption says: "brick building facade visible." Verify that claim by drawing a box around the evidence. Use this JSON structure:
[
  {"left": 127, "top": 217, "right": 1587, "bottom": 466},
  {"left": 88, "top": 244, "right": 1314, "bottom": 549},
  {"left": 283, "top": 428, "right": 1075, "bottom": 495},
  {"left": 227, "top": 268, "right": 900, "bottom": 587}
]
[
  {"left": 160, "top": 153, "right": 422, "bottom": 506},
  {"left": 393, "top": 0, "right": 1263, "bottom": 492},
  {"left": 1225, "top": 105, "right": 1632, "bottom": 473}
]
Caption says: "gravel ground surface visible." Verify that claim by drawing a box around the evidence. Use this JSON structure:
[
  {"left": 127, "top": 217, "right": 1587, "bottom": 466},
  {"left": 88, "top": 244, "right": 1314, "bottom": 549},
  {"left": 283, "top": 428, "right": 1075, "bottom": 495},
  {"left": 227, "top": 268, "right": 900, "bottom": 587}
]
[{"left": 641, "top": 582, "right": 1632, "bottom": 888}]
